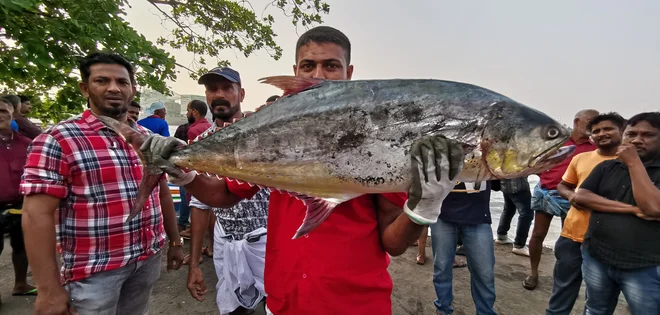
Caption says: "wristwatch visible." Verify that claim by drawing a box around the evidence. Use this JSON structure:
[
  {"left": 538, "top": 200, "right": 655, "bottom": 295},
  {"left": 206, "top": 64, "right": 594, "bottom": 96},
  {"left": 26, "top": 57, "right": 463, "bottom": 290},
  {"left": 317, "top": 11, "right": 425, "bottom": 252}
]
[{"left": 169, "top": 237, "right": 184, "bottom": 247}]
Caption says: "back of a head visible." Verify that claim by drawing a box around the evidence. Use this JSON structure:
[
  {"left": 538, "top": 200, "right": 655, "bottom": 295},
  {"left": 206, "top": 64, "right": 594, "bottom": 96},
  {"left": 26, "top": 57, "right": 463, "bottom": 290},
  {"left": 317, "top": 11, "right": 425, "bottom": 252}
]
[
  {"left": 190, "top": 100, "right": 208, "bottom": 117},
  {"left": 79, "top": 52, "right": 135, "bottom": 84},
  {"left": 627, "top": 112, "right": 660, "bottom": 131},
  {"left": 18, "top": 95, "right": 29, "bottom": 103},
  {"left": 296, "top": 26, "right": 351, "bottom": 64},
  {"left": 130, "top": 101, "right": 141, "bottom": 109},
  {"left": 1, "top": 95, "right": 21, "bottom": 110},
  {"left": 266, "top": 95, "right": 280, "bottom": 103}
]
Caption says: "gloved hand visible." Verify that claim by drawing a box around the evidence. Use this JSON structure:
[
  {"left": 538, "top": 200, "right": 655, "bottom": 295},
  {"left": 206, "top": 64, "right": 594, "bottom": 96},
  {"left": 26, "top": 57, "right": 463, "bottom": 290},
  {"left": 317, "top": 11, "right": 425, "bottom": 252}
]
[
  {"left": 140, "top": 135, "right": 196, "bottom": 186},
  {"left": 404, "top": 135, "right": 464, "bottom": 225}
]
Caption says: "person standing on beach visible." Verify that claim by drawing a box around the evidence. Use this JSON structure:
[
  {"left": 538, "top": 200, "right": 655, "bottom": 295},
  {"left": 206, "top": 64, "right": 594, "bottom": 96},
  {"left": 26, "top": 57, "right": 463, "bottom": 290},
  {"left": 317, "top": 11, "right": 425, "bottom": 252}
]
[
  {"left": 573, "top": 112, "right": 660, "bottom": 314},
  {"left": 545, "top": 112, "right": 625, "bottom": 314},
  {"left": 141, "top": 25, "right": 462, "bottom": 315},
  {"left": 523, "top": 109, "right": 599, "bottom": 290},
  {"left": 430, "top": 181, "right": 498, "bottom": 315},
  {"left": 494, "top": 176, "right": 533, "bottom": 257}
]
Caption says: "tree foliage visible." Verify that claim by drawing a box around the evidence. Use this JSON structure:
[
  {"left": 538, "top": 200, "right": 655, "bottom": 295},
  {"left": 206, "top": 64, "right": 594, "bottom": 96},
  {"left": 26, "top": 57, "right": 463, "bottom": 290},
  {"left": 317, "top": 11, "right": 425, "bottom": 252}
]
[{"left": 0, "top": 0, "right": 329, "bottom": 124}]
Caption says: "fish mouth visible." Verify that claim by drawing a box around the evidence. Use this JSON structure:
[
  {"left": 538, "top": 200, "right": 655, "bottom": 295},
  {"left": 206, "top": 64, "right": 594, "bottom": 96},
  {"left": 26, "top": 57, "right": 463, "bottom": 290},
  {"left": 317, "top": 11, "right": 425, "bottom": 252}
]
[{"left": 529, "top": 140, "right": 575, "bottom": 168}]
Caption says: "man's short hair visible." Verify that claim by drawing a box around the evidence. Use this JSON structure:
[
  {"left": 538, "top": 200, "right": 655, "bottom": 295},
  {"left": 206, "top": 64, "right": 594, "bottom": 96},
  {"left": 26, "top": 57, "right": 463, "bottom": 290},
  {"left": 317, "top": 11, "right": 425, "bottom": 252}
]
[
  {"left": 266, "top": 95, "right": 280, "bottom": 103},
  {"left": 626, "top": 112, "right": 660, "bottom": 131},
  {"left": 587, "top": 112, "right": 626, "bottom": 132},
  {"left": 79, "top": 52, "right": 135, "bottom": 84},
  {"left": 1, "top": 95, "right": 21, "bottom": 110},
  {"left": 295, "top": 26, "right": 351, "bottom": 64},
  {"left": 130, "top": 101, "right": 141, "bottom": 109},
  {"left": 189, "top": 100, "right": 208, "bottom": 117},
  {"left": 18, "top": 95, "right": 29, "bottom": 103}
]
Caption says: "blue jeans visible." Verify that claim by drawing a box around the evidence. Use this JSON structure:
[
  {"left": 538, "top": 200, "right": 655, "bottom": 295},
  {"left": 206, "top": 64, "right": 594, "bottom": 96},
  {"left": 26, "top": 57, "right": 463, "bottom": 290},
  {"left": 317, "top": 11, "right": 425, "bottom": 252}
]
[
  {"left": 496, "top": 189, "right": 533, "bottom": 247},
  {"left": 546, "top": 236, "right": 584, "bottom": 315},
  {"left": 430, "top": 219, "right": 497, "bottom": 315},
  {"left": 177, "top": 185, "right": 190, "bottom": 227},
  {"left": 582, "top": 246, "right": 660, "bottom": 315}
]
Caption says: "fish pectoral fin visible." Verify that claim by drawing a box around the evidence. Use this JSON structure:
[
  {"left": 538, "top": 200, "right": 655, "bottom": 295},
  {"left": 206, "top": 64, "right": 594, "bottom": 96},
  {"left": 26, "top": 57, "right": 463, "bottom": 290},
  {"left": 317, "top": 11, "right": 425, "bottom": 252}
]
[
  {"left": 258, "top": 76, "right": 325, "bottom": 96},
  {"left": 286, "top": 192, "right": 361, "bottom": 239},
  {"left": 126, "top": 172, "right": 163, "bottom": 222}
]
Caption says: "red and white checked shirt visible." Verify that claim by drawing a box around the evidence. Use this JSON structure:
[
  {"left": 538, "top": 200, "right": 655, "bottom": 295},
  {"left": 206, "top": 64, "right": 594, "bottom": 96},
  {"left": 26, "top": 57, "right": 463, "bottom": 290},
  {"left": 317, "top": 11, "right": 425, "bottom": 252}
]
[{"left": 20, "top": 110, "right": 165, "bottom": 284}]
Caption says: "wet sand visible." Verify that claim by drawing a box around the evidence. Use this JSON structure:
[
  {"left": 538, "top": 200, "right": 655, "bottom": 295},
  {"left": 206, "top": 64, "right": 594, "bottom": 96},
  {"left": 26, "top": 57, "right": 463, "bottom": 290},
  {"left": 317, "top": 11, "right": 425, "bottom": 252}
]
[{"left": 0, "top": 236, "right": 630, "bottom": 315}]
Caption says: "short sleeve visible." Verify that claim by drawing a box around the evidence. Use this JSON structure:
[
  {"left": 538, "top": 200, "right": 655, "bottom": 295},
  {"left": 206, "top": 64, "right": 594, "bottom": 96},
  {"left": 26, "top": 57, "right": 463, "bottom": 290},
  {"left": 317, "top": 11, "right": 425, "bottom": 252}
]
[
  {"left": 20, "top": 133, "right": 70, "bottom": 198},
  {"left": 226, "top": 180, "right": 260, "bottom": 200},
  {"left": 578, "top": 160, "right": 607, "bottom": 194},
  {"left": 561, "top": 155, "right": 580, "bottom": 185},
  {"left": 380, "top": 193, "right": 407, "bottom": 208}
]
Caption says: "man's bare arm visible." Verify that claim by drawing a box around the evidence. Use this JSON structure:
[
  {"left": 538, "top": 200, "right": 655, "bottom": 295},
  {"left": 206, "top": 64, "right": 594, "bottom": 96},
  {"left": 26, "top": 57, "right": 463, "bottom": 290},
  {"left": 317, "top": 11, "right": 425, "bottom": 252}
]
[
  {"left": 627, "top": 163, "right": 660, "bottom": 217},
  {"left": 377, "top": 195, "right": 425, "bottom": 256},
  {"left": 160, "top": 180, "right": 181, "bottom": 242},
  {"left": 183, "top": 175, "right": 243, "bottom": 208},
  {"left": 573, "top": 188, "right": 640, "bottom": 214},
  {"left": 557, "top": 180, "right": 577, "bottom": 200},
  {"left": 22, "top": 194, "right": 64, "bottom": 292}
]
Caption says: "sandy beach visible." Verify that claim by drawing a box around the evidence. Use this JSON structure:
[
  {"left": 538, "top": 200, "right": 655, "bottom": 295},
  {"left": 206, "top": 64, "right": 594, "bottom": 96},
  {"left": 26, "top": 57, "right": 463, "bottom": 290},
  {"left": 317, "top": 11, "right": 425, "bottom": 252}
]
[{"left": 0, "top": 235, "right": 631, "bottom": 315}]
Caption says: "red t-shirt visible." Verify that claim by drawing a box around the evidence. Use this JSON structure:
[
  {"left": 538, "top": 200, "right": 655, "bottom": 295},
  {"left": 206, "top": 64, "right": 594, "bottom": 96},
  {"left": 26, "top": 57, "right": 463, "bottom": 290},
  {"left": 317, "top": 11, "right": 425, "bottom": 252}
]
[
  {"left": 227, "top": 180, "right": 406, "bottom": 315},
  {"left": 538, "top": 138, "right": 596, "bottom": 190},
  {"left": 187, "top": 119, "right": 212, "bottom": 143}
]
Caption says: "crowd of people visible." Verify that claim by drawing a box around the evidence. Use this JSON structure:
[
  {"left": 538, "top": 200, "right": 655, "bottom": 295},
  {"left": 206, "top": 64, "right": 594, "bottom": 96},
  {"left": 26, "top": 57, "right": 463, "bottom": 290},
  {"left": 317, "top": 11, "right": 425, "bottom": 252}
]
[{"left": 1, "top": 25, "right": 659, "bottom": 315}]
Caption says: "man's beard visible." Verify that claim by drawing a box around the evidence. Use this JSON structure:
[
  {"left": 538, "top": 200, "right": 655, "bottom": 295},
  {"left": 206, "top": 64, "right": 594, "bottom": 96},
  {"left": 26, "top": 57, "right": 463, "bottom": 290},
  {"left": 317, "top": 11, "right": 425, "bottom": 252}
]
[
  {"left": 211, "top": 99, "right": 239, "bottom": 121},
  {"left": 187, "top": 115, "right": 195, "bottom": 124}
]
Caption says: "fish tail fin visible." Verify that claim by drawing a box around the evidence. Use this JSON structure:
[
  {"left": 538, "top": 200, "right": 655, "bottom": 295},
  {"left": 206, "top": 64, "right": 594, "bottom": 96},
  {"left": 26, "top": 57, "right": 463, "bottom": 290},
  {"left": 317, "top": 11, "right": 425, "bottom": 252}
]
[
  {"left": 258, "top": 76, "right": 324, "bottom": 96},
  {"left": 95, "top": 115, "right": 164, "bottom": 221},
  {"left": 287, "top": 193, "right": 361, "bottom": 239}
]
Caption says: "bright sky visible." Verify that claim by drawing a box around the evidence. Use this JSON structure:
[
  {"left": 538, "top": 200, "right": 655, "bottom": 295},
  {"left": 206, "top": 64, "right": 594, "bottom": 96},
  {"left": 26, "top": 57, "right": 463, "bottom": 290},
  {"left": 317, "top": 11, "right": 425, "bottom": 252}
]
[{"left": 125, "top": 0, "right": 660, "bottom": 125}]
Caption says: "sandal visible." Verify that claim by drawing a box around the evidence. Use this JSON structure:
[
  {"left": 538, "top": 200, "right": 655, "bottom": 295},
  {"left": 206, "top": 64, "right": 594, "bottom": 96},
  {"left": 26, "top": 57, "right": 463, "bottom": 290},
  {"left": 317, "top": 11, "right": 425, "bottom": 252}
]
[
  {"left": 453, "top": 258, "right": 467, "bottom": 268},
  {"left": 182, "top": 254, "right": 203, "bottom": 266},
  {"left": 523, "top": 275, "right": 538, "bottom": 290},
  {"left": 202, "top": 246, "right": 213, "bottom": 258}
]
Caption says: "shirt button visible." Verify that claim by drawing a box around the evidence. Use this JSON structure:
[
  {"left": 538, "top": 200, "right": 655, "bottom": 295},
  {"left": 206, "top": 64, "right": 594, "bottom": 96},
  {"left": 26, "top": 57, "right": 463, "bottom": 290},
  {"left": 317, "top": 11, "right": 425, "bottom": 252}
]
[
  {"left": 304, "top": 234, "right": 309, "bottom": 238},
  {"left": 302, "top": 274, "right": 307, "bottom": 279}
]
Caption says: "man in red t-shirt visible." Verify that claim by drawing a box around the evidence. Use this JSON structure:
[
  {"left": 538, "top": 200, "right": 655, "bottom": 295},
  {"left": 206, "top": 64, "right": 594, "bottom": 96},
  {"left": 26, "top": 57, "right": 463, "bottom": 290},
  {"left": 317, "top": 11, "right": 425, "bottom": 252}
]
[
  {"left": 523, "top": 109, "right": 598, "bottom": 290},
  {"left": 142, "top": 26, "right": 463, "bottom": 315}
]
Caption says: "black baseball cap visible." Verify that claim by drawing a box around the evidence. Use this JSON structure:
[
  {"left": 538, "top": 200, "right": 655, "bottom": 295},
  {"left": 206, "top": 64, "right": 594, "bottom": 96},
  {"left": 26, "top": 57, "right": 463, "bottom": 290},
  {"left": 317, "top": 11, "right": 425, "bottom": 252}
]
[{"left": 197, "top": 67, "right": 241, "bottom": 85}]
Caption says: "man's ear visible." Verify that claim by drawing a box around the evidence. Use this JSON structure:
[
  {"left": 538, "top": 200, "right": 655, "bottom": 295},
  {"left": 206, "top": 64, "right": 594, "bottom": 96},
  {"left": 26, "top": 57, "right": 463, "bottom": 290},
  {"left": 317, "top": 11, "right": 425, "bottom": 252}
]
[
  {"left": 79, "top": 81, "right": 89, "bottom": 99},
  {"left": 346, "top": 65, "right": 354, "bottom": 80},
  {"left": 240, "top": 88, "right": 246, "bottom": 102}
]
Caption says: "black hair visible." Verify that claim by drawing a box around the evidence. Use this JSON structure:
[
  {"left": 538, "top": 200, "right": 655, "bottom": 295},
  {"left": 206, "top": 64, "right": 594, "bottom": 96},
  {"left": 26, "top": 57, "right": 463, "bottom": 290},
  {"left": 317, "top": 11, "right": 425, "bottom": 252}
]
[
  {"left": 79, "top": 52, "right": 135, "bottom": 84},
  {"left": 626, "top": 112, "right": 660, "bottom": 131},
  {"left": 130, "top": 101, "right": 141, "bottom": 109},
  {"left": 295, "top": 26, "right": 351, "bottom": 64},
  {"left": 587, "top": 112, "right": 626, "bottom": 132},
  {"left": 190, "top": 100, "right": 208, "bottom": 117},
  {"left": 266, "top": 95, "right": 280, "bottom": 103},
  {"left": 18, "top": 95, "right": 29, "bottom": 103},
  {"left": 1, "top": 95, "right": 20, "bottom": 110}
]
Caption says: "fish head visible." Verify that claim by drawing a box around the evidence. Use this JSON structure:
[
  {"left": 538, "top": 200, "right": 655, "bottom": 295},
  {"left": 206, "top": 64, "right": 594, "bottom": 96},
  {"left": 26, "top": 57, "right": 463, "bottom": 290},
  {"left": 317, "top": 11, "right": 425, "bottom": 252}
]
[{"left": 480, "top": 101, "right": 575, "bottom": 179}]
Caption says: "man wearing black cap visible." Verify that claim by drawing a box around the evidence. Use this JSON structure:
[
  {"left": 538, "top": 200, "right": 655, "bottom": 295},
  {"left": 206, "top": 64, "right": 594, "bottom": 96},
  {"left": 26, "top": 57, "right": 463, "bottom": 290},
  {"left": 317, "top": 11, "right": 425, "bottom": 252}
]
[{"left": 182, "top": 66, "right": 270, "bottom": 315}]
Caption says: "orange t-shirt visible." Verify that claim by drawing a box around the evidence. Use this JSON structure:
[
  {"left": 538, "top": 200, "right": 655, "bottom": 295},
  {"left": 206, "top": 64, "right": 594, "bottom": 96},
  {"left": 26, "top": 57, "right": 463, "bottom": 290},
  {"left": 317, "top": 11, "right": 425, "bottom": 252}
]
[{"left": 560, "top": 150, "right": 617, "bottom": 242}]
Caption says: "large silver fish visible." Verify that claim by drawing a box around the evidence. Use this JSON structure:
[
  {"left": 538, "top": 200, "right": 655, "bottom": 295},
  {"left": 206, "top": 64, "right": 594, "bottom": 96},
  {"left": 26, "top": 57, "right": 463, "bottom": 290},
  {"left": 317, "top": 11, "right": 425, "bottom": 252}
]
[{"left": 100, "top": 76, "right": 575, "bottom": 238}]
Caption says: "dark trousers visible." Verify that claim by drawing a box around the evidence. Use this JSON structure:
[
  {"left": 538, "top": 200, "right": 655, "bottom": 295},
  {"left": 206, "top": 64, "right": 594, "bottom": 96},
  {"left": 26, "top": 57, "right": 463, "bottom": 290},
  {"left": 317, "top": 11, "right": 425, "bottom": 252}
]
[
  {"left": 0, "top": 213, "right": 25, "bottom": 256},
  {"left": 496, "top": 189, "right": 533, "bottom": 247},
  {"left": 546, "top": 236, "right": 583, "bottom": 315}
]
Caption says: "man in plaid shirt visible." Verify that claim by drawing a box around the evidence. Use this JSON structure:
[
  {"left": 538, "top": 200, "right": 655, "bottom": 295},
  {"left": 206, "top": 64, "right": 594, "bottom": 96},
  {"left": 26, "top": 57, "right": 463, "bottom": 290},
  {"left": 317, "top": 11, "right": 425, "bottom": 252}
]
[{"left": 20, "top": 52, "right": 184, "bottom": 315}]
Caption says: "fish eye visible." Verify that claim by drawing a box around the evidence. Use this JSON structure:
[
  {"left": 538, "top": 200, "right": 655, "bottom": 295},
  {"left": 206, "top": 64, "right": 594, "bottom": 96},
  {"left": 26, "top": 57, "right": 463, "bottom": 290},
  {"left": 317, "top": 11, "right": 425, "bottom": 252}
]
[{"left": 546, "top": 126, "right": 560, "bottom": 139}]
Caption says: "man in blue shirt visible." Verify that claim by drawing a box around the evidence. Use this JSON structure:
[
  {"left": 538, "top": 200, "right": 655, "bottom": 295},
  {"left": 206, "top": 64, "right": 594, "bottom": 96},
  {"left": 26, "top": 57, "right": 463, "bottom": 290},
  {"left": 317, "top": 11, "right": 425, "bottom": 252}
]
[
  {"left": 430, "top": 181, "right": 497, "bottom": 315},
  {"left": 137, "top": 101, "right": 170, "bottom": 136}
]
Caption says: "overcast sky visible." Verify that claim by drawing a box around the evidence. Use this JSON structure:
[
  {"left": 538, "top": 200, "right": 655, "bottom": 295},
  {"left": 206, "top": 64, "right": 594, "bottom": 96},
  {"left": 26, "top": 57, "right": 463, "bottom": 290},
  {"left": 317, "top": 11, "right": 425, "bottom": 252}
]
[{"left": 125, "top": 0, "right": 660, "bottom": 125}]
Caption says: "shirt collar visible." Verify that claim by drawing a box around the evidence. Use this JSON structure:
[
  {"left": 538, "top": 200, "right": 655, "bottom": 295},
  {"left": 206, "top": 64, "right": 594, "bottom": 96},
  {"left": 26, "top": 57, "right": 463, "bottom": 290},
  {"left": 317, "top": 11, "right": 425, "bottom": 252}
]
[{"left": 82, "top": 110, "right": 108, "bottom": 133}]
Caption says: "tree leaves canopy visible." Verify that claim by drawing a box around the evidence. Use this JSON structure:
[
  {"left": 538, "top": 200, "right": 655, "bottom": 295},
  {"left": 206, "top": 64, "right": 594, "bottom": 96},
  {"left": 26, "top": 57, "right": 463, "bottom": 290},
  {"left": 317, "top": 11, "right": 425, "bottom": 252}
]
[{"left": 0, "top": 0, "right": 329, "bottom": 124}]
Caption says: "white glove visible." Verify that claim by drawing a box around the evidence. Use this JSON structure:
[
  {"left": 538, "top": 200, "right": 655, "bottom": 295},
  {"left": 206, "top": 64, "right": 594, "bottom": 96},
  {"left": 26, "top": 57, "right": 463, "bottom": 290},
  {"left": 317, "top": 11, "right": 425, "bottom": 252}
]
[
  {"left": 404, "top": 136, "right": 464, "bottom": 225},
  {"left": 140, "top": 135, "right": 196, "bottom": 185}
]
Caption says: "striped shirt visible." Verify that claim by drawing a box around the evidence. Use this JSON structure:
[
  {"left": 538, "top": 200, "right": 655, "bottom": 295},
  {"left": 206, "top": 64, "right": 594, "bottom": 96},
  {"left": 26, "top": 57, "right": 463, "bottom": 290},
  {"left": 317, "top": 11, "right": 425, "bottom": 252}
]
[{"left": 20, "top": 110, "right": 165, "bottom": 283}]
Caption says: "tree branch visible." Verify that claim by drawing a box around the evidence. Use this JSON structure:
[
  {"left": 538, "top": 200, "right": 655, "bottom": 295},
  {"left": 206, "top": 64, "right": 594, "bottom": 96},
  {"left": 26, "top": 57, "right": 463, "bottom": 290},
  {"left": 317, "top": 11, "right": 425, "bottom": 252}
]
[
  {"left": 148, "top": 0, "right": 184, "bottom": 6},
  {"left": 174, "top": 62, "right": 195, "bottom": 73}
]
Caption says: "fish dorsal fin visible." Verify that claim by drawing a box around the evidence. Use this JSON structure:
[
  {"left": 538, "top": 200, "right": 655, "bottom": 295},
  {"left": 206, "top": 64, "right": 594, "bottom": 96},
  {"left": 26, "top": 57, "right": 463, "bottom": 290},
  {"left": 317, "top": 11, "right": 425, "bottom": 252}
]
[{"left": 258, "top": 76, "right": 324, "bottom": 96}]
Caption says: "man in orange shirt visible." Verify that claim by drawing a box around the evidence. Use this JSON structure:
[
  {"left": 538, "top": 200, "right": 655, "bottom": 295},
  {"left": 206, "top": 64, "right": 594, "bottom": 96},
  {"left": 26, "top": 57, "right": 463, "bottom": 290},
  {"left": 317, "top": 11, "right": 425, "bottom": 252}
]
[{"left": 545, "top": 112, "right": 625, "bottom": 315}]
